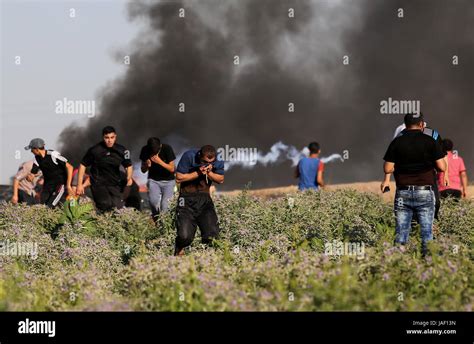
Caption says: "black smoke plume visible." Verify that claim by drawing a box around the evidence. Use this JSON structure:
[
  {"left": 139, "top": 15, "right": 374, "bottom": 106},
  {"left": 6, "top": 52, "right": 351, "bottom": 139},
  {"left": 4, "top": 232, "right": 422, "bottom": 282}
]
[{"left": 59, "top": 0, "right": 474, "bottom": 190}]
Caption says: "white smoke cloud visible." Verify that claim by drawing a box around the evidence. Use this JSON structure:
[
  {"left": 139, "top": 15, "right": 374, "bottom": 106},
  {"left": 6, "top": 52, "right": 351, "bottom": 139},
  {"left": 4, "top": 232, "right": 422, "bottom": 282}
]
[{"left": 223, "top": 141, "right": 344, "bottom": 171}]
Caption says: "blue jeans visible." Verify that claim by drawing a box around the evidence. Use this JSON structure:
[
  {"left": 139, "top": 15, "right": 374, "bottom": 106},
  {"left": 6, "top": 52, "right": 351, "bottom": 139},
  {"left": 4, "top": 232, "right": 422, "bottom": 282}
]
[
  {"left": 148, "top": 179, "right": 176, "bottom": 218},
  {"left": 394, "top": 188, "right": 435, "bottom": 250}
]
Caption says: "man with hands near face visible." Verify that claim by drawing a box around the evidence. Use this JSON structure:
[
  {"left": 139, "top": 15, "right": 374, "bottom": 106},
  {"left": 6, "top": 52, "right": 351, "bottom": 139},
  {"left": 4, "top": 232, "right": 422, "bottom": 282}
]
[
  {"left": 174, "top": 145, "right": 224, "bottom": 256},
  {"left": 140, "top": 137, "right": 176, "bottom": 221}
]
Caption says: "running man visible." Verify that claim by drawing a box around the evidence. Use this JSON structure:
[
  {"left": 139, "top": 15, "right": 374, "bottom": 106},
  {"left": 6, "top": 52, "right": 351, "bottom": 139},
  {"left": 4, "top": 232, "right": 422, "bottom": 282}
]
[
  {"left": 140, "top": 137, "right": 176, "bottom": 221},
  {"left": 295, "top": 142, "right": 325, "bottom": 191},
  {"left": 76, "top": 126, "right": 133, "bottom": 212},
  {"left": 25, "top": 138, "right": 73, "bottom": 208},
  {"left": 174, "top": 145, "right": 224, "bottom": 256}
]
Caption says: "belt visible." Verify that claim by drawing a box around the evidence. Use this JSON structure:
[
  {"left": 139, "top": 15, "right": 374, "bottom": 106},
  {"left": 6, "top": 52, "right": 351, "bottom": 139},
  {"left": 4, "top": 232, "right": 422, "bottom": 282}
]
[{"left": 397, "top": 185, "right": 432, "bottom": 191}]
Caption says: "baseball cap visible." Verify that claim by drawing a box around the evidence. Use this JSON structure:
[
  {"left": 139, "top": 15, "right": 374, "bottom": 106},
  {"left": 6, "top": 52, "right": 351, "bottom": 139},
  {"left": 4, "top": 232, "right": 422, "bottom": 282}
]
[{"left": 24, "top": 138, "right": 45, "bottom": 150}]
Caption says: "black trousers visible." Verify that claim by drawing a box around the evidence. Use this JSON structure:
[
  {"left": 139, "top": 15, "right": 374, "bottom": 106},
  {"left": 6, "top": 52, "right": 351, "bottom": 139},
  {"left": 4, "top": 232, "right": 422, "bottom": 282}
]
[
  {"left": 175, "top": 193, "right": 220, "bottom": 252},
  {"left": 41, "top": 184, "right": 66, "bottom": 208},
  {"left": 91, "top": 184, "right": 123, "bottom": 212}
]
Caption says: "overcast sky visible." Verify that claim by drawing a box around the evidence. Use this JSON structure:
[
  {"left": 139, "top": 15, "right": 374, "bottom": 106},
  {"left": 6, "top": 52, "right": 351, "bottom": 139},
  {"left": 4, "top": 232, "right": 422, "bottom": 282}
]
[{"left": 0, "top": 0, "right": 139, "bottom": 184}]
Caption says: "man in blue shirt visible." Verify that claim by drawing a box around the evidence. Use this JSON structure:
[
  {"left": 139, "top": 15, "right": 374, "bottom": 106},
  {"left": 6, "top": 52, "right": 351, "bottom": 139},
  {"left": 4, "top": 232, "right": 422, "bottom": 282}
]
[
  {"left": 174, "top": 145, "right": 224, "bottom": 256},
  {"left": 295, "top": 142, "right": 325, "bottom": 191}
]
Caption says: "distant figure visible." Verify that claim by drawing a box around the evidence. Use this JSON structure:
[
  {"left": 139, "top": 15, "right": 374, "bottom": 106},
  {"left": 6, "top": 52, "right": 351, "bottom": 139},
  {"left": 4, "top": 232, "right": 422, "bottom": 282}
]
[
  {"left": 11, "top": 160, "right": 42, "bottom": 205},
  {"left": 25, "top": 138, "right": 74, "bottom": 208},
  {"left": 295, "top": 142, "right": 325, "bottom": 191},
  {"left": 437, "top": 139, "right": 468, "bottom": 199}
]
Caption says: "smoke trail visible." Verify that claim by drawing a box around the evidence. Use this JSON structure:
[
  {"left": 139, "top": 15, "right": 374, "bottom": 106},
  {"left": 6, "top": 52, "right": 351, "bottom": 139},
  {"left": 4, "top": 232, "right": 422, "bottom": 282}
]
[{"left": 221, "top": 141, "right": 343, "bottom": 171}]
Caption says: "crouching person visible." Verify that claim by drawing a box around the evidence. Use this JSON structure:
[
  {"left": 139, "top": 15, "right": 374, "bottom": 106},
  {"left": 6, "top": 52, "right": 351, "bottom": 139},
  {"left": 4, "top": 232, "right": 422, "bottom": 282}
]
[
  {"left": 174, "top": 145, "right": 224, "bottom": 256},
  {"left": 11, "top": 160, "right": 42, "bottom": 205}
]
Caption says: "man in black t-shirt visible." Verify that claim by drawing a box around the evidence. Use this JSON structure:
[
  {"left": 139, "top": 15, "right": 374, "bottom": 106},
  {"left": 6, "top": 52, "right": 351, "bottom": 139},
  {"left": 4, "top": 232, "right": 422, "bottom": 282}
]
[
  {"left": 382, "top": 114, "right": 446, "bottom": 256},
  {"left": 25, "top": 138, "right": 74, "bottom": 208},
  {"left": 76, "top": 126, "right": 133, "bottom": 212},
  {"left": 140, "top": 137, "right": 176, "bottom": 221},
  {"left": 389, "top": 117, "right": 448, "bottom": 219}
]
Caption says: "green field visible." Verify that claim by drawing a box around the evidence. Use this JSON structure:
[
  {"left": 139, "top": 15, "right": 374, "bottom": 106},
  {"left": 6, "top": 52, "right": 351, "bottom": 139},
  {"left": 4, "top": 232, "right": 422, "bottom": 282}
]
[{"left": 0, "top": 189, "right": 472, "bottom": 311}]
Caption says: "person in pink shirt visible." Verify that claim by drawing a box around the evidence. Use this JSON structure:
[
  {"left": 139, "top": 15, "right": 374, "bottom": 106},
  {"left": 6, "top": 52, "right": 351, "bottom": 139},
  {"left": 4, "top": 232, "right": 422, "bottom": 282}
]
[{"left": 438, "top": 139, "right": 468, "bottom": 199}]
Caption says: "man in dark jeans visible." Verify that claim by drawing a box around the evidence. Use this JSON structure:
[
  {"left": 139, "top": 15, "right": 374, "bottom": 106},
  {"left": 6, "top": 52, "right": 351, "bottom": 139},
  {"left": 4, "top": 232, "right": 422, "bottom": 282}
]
[
  {"left": 174, "top": 145, "right": 224, "bottom": 256},
  {"left": 76, "top": 126, "right": 133, "bottom": 212},
  {"left": 381, "top": 114, "right": 446, "bottom": 256},
  {"left": 389, "top": 114, "right": 448, "bottom": 220}
]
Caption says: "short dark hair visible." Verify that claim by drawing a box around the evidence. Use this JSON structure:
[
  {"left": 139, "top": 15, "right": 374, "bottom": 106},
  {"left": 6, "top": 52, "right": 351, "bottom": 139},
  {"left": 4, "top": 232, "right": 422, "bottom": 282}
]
[
  {"left": 404, "top": 113, "right": 424, "bottom": 127},
  {"left": 102, "top": 126, "right": 116, "bottom": 136},
  {"left": 200, "top": 145, "right": 217, "bottom": 160},
  {"left": 147, "top": 137, "right": 161, "bottom": 154},
  {"left": 308, "top": 142, "right": 320, "bottom": 154},
  {"left": 443, "top": 138, "right": 454, "bottom": 152}
]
